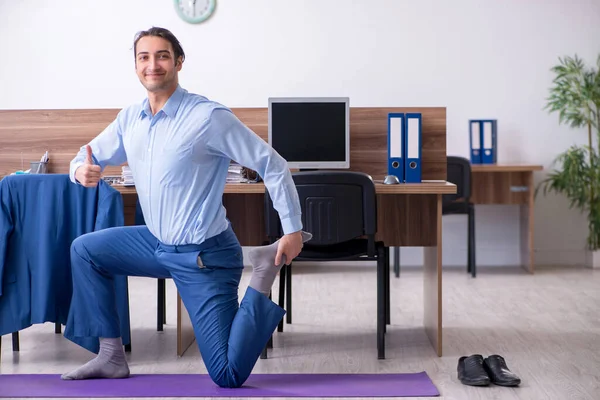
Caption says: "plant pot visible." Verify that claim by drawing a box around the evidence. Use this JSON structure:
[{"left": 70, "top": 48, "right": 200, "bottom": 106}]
[{"left": 587, "top": 250, "right": 600, "bottom": 269}]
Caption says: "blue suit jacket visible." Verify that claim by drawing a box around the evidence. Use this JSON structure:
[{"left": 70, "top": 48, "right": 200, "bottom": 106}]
[{"left": 0, "top": 174, "right": 131, "bottom": 353}]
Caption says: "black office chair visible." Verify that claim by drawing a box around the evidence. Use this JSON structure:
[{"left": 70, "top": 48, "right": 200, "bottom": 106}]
[
  {"left": 442, "top": 156, "right": 476, "bottom": 277},
  {"left": 261, "top": 171, "right": 389, "bottom": 359},
  {"left": 134, "top": 198, "right": 166, "bottom": 331}
]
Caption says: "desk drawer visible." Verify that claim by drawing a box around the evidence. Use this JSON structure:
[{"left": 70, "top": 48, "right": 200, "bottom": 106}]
[{"left": 471, "top": 171, "right": 531, "bottom": 205}]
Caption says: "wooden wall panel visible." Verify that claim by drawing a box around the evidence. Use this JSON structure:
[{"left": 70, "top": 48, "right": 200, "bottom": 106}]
[
  {"left": 0, "top": 152, "right": 124, "bottom": 177},
  {"left": 348, "top": 108, "right": 446, "bottom": 181},
  {"left": 231, "top": 108, "right": 269, "bottom": 139},
  {"left": 0, "top": 107, "right": 446, "bottom": 181},
  {"left": 234, "top": 107, "right": 447, "bottom": 181}
]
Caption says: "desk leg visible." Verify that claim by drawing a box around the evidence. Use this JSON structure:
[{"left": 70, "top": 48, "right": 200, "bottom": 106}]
[
  {"left": 519, "top": 172, "right": 535, "bottom": 273},
  {"left": 177, "top": 293, "right": 195, "bottom": 357},
  {"left": 423, "top": 194, "right": 442, "bottom": 356}
]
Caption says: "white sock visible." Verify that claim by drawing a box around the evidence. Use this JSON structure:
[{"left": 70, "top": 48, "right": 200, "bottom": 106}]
[
  {"left": 61, "top": 337, "right": 130, "bottom": 380},
  {"left": 248, "top": 231, "right": 312, "bottom": 296}
]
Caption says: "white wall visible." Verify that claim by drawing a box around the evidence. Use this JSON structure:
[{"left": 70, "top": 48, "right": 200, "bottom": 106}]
[{"left": 1, "top": 0, "right": 599, "bottom": 267}]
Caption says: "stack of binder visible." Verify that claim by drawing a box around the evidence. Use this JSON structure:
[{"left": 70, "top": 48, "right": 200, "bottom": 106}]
[
  {"left": 387, "top": 112, "right": 422, "bottom": 183},
  {"left": 469, "top": 119, "right": 497, "bottom": 164}
]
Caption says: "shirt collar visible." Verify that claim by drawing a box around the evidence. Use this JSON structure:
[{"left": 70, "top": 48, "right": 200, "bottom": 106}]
[{"left": 139, "top": 84, "right": 186, "bottom": 119}]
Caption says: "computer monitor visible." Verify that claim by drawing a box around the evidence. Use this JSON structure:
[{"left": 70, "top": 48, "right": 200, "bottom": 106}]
[{"left": 268, "top": 97, "right": 350, "bottom": 169}]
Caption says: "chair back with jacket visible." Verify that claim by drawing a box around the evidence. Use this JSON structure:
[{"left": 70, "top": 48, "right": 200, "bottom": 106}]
[
  {"left": 0, "top": 174, "right": 131, "bottom": 354},
  {"left": 265, "top": 170, "right": 378, "bottom": 259}
]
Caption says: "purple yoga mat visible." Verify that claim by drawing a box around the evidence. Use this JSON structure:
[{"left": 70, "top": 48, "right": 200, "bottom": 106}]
[{"left": 0, "top": 372, "right": 439, "bottom": 398}]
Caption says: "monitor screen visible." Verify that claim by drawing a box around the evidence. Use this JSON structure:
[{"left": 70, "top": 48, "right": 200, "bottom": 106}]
[{"left": 268, "top": 97, "right": 350, "bottom": 169}]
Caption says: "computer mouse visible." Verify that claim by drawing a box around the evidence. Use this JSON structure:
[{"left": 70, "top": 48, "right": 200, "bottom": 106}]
[{"left": 383, "top": 175, "right": 400, "bottom": 185}]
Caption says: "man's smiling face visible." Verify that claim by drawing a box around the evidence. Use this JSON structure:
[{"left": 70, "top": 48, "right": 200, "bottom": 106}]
[{"left": 135, "top": 36, "right": 182, "bottom": 93}]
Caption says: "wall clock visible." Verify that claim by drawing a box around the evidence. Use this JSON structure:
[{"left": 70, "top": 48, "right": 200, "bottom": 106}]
[{"left": 174, "top": 0, "right": 216, "bottom": 24}]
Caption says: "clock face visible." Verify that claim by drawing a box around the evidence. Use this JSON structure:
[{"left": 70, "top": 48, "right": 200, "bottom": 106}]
[{"left": 174, "top": 0, "right": 216, "bottom": 24}]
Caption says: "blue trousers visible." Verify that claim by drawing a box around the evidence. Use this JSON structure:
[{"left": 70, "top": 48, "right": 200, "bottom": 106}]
[{"left": 67, "top": 223, "right": 285, "bottom": 388}]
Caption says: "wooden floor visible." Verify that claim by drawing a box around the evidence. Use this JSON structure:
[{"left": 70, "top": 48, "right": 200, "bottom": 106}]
[{"left": 1, "top": 262, "right": 599, "bottom": 400}]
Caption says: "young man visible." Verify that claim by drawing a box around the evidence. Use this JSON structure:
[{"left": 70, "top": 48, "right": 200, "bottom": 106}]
[{"left": 62, "top": 26, "right": 309, "bottom": 388}]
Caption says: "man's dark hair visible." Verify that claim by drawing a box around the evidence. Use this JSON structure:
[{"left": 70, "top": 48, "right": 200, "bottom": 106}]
[{"left": 133, "top": 27, "right": 185, "bottom": 65}]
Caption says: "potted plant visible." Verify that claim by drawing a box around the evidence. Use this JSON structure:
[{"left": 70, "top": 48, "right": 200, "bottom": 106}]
[{"left": 536, "top": 54, "right": 600, "bottom": 267}]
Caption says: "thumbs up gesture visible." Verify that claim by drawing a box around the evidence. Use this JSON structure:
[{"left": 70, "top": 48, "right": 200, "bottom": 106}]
[{"left": 75, "top": 145, "right": 102, "bottom": 187}]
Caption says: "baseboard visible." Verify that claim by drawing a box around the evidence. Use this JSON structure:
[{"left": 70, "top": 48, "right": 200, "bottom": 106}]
[{"left": 534, "top": 249, "right": 588, "bottom": 267}]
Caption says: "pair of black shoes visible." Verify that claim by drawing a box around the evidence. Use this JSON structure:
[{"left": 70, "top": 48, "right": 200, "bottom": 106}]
[{"left": 457, "top": 354, "right": 521, "bottom": 387}]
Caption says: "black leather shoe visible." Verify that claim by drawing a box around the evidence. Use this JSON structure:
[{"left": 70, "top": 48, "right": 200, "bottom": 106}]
[
  {"left": 483, "top": 355, "right": 521, "bottom": 387},
  {"left": 457, "top": 354, "right": 490, "bottom": 386}
]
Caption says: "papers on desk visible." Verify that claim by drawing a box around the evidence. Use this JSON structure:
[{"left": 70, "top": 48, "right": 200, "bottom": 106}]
[
  {"left": 227, "top": 162, "right": 244, "bottom": 183},
  {"left": 103, "top": 166, "right": 134, "bottom": 187},
  {"left": 105, "top": 163, "right": 252, "bottom": 186},
  {"left": 121, "top": 166, "right": 134, "bottom": 186}
]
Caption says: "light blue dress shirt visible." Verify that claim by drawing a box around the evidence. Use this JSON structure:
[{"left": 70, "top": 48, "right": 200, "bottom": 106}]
[{"left": 69, "top": 85, "right": 302, "bottom": 245}]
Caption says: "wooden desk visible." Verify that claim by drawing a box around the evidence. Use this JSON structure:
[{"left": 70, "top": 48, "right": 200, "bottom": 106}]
[
  {"left": 115, "top": 180, "right": 457, "bottom": 358},
  {"left": 470, "top": 164, "right": 543, "bottom": 273},
  {"left": 0, "top": 106, "right": 452, "bottom": 359}
]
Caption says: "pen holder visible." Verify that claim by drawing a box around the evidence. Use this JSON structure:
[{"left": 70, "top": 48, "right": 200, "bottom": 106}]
[{"left": 30, "top": 161, "right": 49, "bottom": 174}]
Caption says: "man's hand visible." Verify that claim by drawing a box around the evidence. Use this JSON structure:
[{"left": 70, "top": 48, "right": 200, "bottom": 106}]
[
  {"left": 275, "top": 230, "right": 304, "bottom": 266},
  {"left": 75, "top": 145, "right": 102, "bottom": 187}
]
